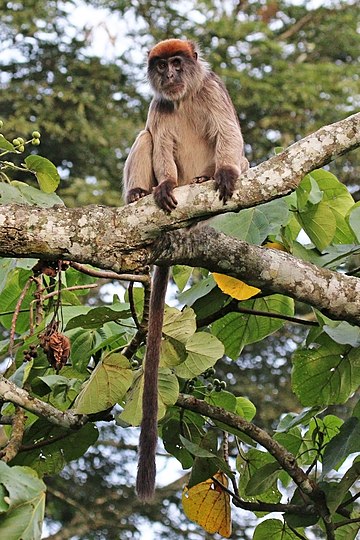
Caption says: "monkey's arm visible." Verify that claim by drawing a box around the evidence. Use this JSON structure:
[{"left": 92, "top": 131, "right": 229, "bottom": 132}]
[
  {"left": 207, "top": 78, "right": 249, "bottom": 202},
  {"left": 148, "top": 104, "right": 179, "bottom": 211},
  {"left": 123, "top": 130, "right": 155, "bottom": 203}
]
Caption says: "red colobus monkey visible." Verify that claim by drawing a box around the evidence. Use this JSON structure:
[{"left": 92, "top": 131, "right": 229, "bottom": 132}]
[{"left": 123, "top": 39, "right": 249, "bottom": 501}]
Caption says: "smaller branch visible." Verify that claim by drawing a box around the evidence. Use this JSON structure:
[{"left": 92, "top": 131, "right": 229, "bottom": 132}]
[
  {"left": 211, "top": 475, "right": 315, "bottom": 516},
  {"left": 197, "top": 299, "right": 319, "bottom": 328},
  {"left": 0, "top": 374, "right": 88, "bottom": 429},
  {"left": 9, "top": 278, "right": 32, "bottom": 356},
  {"left": 339, "top": 491, "right": 360, "bottom": 509},
  {"left": 128, "top": 282, "right": 140, "bottom": 329},
  {"left": 334, "top": 517, "right": 360, "bottom": 530},
  {"left": 19, "top": 432, "right": 71, "bottom": 453},
  {"left": 122, "top": 277, "right": 151, "bottom": 359},
  {"left": 70, "top": 261, "right": 150, "bottom": 284},
  {"left": 40, "top": 283, "right": 99, "bottom": 300},
  {"left": 0, "top": 406, "right": 26, "bottom": 462}
]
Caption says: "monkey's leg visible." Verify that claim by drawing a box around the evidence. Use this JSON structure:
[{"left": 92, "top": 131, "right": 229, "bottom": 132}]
[{"left": 123, "top": 130, "right": 155, "bottom": 203}]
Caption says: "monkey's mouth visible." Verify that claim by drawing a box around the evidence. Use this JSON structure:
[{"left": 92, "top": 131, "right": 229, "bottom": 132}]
[{"left": 164, "top": 83, "right": 185, "bottom": 93}]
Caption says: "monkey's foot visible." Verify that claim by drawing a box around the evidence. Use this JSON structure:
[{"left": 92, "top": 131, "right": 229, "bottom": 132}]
[
  {"left": 126, "top": 188, "right": 151, "bottom": 203},
  {"left": 153, "top": 179, "right": 178, "bottom": 212},
  {"left": 214, "top": 166, "right": 239, "bottom": 203}
]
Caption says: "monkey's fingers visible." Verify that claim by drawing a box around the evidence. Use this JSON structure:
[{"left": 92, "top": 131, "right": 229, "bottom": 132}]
[
  {"left": 214, "top": 166, "right": 238, "bottom": 203},
  {"left": 192, "top": 175, "right": 213, "bottom": 184},
  {"left": 153, "top": 180, "right": 178, "bottom": 212},
  {"left": 126, "top": 188, "right": 151, "bottom": 203}
]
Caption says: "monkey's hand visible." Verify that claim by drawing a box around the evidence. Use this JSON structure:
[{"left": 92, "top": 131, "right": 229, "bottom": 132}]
[
  {"left": 214, "top": 166, "right": 239, "bottom": 203},
  {"left": 153, "top": 179, "right": 178, "bottom": 212},
  {"left": 126, "top": 188, "right": 151, "bottom": 203}
]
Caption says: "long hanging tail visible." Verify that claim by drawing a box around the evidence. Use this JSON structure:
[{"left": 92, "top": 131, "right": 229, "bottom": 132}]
[{"left": 136, "top": 265, "right": 169, "bottom": 502}]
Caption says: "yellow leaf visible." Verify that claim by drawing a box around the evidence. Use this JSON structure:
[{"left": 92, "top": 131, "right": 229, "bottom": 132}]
[
  {"left": 182, "top": 472, "right": 231, "bottom": 538},
  {"left": 213, "top": 273, "right": 261, "bottom": 301},
  {"left": 263, "top": 241, "right": 287, "bottom": 251}
]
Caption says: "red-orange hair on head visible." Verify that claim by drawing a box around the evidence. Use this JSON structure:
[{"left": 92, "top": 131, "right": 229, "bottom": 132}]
[{"left": 148, "top": 39, "right": 197, "bottom": 60}]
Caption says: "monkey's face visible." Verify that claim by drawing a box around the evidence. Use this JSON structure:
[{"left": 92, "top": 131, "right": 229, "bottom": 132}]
[{"left": 148, "top": 54, "right": 197, "bottom": 101}]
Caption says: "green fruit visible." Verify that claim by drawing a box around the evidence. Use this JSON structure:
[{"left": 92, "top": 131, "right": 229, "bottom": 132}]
[
  {"left": 32, "top": 138, "right": 41, "bottom": 146},
  {"left": 12, "top": 138, "right": 21, "bottom": 146},
  {"left": 0, "top": 120, "right": 3, "bottom": 128},
  {"left": 220, "top": 381, "right": 227, "bottom": 390},
  {"left": 32, "top": 130, "right": 41, "bottom": 139},
  {"left": 17, "top": 145, "right": 25, "bottom": 152}
]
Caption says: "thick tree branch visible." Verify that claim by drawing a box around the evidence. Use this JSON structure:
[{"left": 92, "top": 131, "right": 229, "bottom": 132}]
[
  {"left": 0, "top": 113, "right": 358, "bottom": 272},
  {"left": 0, "top": 374, "right": 88, "bottom": 429},
  {"left": 154, "top": 226, "right": 360, "bottom": 325}
]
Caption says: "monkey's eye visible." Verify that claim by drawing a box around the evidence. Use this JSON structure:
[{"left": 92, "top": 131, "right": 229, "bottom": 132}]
[
  {"left": 157, "top": 60, "right": 167, "bottom": 72},
  {"left": 172, "top": 58, "right": 182, "bottom": 70}
]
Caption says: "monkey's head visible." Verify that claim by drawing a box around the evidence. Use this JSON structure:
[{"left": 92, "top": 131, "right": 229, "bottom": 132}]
[{"left": 147, "top": 39, "right": 204, "bottom": 101}]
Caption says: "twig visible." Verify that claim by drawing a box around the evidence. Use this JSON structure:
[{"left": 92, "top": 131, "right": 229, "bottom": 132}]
[
  {"left": 211, "top": 474, "right": 315, "bottom": 516},
  {"left": 334, "top": 517, "right": 360, "bottom": 530},
  {"left": 9, "top": 278, "right": 32, "bottom": 357},
  {"left": 0, "top": 406, "right": 26, "bottom": 462},
  {"left": 197, "top": 299, "right": 319, "bottom": 328},
  {"left": 70, "top": 261, "right": 150, "bottom": 284},
  {"left": 122, "top": 277, "right": 151, "bottom": 359}
]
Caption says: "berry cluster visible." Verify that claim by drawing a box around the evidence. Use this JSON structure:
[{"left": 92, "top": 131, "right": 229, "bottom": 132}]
[
  {"left": 23, "top": 344, "right": 38, "bottom": 362},
  {"left": 187, "top": 367, "right": 227, "bottom": 394},
  {"left": 12, "top": 130, "right": 41, "bottom": 153}
]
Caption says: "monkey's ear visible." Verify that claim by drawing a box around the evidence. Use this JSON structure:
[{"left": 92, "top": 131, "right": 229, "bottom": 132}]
[{"left": 193, "top": 52, "right": 198, "bottom": 60}]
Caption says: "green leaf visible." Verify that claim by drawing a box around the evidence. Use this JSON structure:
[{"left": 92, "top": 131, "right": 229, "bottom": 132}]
[
  {"left": 245, "top": 461, "right": 281, "bottom": 496},
  {"left": 292, "top": 334, "right": 360, "bottom": 406},
  {"left": 10, "top": 181, "right": 64, "bottom": 206},
  {"left": 348, "top": 202, "right": 360, "bottom": 242},
  {"left": 12, "top": 420, "right": 98, "bottom": 475},
  {"left": 162, "top": 306, "right": 197, "bottom": 343},
  {"left": 24, "top": 155, "right": 60, "bottom": 193},
  {"left": 275, "top": 407, "right": 323, "bottom": 432},
  {"left": 237, "top": 449, "right": 281, "bottom": 503},
  {"left": 174, "top": 332, "right": 225, "bottom": 379},
  {"left": 235, "top": 397, "right": 256, "bottom": 421},
  {"left": 65, "top": 305, "right": 131, "bottom": 330},
  {"left": 0, "top": 183, "right": 30, "bottom": 204},
  {"left": 297, "top": 201, "right": 336, "bottom": 251},
  {"left": 206, "top": 390, "right": 237, "bottom": 413},
  {"left": 69, "top": 329, "right": 96, "bottom": 372},
  {"left": 74, "top": 353, "right": 133, "bottom": 414},
  {"left": 210, "top": 199, "right": 290, "bottom": 244},
  {"left": 0, "top": 462, "right": 46, "bottom": 540},
  {"left": 254, "top": 519, "right": 303, "bottom": 539},
  {"left": 120, "top": 367, "right": 179, "bottom": 426},
  {"left": 180, "top": 435, "right": 233, "bottom": 480},
  {"left": 322, "top": 417, "right": 360, "bottom": 476},
  {"left": 296, "top": 170, "right": 356, "bottom": 250},
  {"left": 172, "top": 265, "right": 193, "bottom": 292},
  {"left": 212, "top": 295, "right": 294, "bottom": 359},
  {"left": 323, "top": 321, "right": 360, "bottom": 347},
  {"left": 285, "top": 488, "right": 320, "bottom": 528},
  {"left": 0, "top": 134, "right": 15, "bottom": 151},
  {"left": 0, "top": 268, "right": 33, "bottom": 332},
  {"left": 177, "top": 275, "right": 216, "bottom": 307},
  {"left": 162, "top": 409, "right": 205, "bottom": 469}
]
